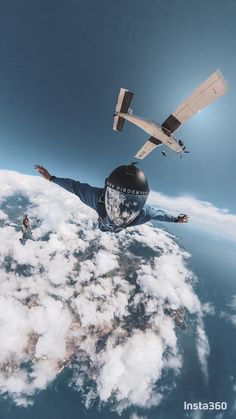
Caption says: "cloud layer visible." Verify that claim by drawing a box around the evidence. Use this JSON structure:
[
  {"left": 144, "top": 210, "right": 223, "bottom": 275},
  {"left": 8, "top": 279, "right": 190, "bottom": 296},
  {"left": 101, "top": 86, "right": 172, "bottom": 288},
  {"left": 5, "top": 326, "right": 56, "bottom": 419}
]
[
  {"left": 0, "top": 170, "right": 209, "bottom": 411},
  {"left": 149, "top": 190, "right": 236, "bottom": 241}
]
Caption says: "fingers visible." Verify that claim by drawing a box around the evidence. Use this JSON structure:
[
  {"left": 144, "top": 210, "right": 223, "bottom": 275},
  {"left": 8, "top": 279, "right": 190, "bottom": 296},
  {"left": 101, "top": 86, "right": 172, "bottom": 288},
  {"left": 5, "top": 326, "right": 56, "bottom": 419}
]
[
  {"left": 34, "top": 165, "right": 46, "bottom": 174},
  {"left": 34, "top": 164, "right": 43, "bottom": 174},
  {"left": 34, "top": 164, "right": 44, "bottom": 172},
  {"left": 178, "top": 214, "right": 190, "bottom": 223}
]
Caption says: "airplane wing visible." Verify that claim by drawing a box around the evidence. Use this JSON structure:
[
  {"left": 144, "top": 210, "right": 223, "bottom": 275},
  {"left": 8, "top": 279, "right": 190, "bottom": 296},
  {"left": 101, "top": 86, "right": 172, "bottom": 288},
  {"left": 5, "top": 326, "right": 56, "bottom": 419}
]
[
  {"left": 135, "top": 137, "right": 162, "bottom": 159},
  {"left": 161, "top": 69, "right": 227, "bottom": 133}
]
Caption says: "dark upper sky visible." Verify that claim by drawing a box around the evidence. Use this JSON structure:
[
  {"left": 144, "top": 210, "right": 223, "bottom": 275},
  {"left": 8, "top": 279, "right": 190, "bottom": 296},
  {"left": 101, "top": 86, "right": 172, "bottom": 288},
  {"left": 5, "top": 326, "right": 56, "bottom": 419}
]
[{"left": 0, "top": 0, "right": 235, "bottom": 211}]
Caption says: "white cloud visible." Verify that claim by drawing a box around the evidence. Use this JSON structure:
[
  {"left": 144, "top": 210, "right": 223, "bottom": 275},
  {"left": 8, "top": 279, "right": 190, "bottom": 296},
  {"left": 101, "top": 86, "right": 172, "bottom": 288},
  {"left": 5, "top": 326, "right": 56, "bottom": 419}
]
[
  {"left": 0, "top": 209, "right": 8, "bottom": 220},
  {"left": 215, "top": 413, "right": 225, "bottom": 419},
  {"left": 196, "top": 318, "right": 210, "bottom": 385},
  {"left": 202, "top": 302, "right": 216, "bottom": 316},
  {"left": 95, "top": 250, "right": 119, "bottom": 276},
  {"left": 191, "top": 412, "right": 204, "bottom": 419},
  {"left": 221, "top": 295, "right": 236, "bottom": 328},
  {"left": 0, "top": 170, "right": 210, "bottom": 412},
  {"left": 229, "top": 295, "right": 236, "bottom": 310},
  {"left": 97, "top": 330, "right": 164, "bottom": 406},
  {"left": 149, "top": 190, "right": 236, "bottom": 241},
  {"left": 130, "top": 414, "right": 147, "bottom": 419},
  {"left": 230, "top": 315, "right": 236, "bottom": 327}
]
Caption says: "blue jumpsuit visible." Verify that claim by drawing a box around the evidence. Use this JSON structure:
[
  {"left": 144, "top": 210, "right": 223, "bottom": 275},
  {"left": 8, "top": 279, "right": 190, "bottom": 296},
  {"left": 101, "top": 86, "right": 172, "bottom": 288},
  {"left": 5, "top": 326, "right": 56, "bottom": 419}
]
[{"left": 52, "top": 177, "right": 177, "bottom": 232}]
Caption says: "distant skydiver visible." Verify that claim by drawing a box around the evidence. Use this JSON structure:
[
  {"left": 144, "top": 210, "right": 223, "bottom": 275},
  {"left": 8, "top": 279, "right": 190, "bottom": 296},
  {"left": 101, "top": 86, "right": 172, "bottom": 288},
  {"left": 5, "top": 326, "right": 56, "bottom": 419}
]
[
  {"left": 23, "top": 214, "right": 29, "bottom": 226},
  {"left": 21, "top": 214, "right": 32, "bottom": 241},
  {"left": 34, "top": 164, "right": 189, "bottom": 233}
]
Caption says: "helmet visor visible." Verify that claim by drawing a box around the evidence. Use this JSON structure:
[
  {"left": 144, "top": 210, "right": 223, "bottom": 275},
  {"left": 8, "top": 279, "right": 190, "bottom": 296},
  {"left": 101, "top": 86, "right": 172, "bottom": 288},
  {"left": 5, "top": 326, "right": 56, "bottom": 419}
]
[{"left": 105, "top": 186, "right": 147, "bottom": 227}]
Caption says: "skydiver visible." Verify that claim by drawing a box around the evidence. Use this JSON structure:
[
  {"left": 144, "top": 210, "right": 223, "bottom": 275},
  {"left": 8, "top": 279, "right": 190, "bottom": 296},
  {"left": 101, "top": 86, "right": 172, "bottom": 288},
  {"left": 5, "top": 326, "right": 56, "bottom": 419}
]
[
  {"left": 23, "top": 214, "right": 29, "bottom": 227},
  {"left": 34, "top": 163, "right": 189, "bottom": 233},
  {"left": 21, "top": 214, "right": 32, "bottom": 240}
]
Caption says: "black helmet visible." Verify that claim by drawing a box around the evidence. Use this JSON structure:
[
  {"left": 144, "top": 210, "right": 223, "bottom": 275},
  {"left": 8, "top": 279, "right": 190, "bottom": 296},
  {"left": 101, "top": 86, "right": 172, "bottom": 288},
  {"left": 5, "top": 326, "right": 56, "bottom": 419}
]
[{"left": 105, "top": 163, "right": 149, "bottom": 227}]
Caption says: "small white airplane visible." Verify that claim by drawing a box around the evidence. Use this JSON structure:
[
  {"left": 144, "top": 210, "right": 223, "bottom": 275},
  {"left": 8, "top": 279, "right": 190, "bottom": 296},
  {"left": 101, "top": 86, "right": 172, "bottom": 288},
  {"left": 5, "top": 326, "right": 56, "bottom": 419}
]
[{"left": 113, "top": 69, "right": 227, "bottom": 159}]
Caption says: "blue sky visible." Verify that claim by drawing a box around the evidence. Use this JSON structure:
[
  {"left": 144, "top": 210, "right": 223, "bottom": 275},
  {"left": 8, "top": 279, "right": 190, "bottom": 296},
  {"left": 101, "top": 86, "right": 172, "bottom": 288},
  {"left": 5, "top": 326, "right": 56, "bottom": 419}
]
[{"left": 0, "top": 0, "right": 235, "bottom": 212}]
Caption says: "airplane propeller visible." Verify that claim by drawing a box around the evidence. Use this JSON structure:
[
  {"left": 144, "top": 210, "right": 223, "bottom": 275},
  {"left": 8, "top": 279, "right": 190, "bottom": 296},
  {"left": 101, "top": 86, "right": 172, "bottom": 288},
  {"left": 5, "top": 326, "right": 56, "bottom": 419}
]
[{"left": 180, "top": 149, "right": 190, "bottom": 159}]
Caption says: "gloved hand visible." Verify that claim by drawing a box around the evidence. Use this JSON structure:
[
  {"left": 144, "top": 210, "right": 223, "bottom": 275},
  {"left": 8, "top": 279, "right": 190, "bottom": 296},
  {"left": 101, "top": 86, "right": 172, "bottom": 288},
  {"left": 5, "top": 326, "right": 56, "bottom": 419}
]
[{"left": 176, "top": 214, "right": 189, "bottom": 223}]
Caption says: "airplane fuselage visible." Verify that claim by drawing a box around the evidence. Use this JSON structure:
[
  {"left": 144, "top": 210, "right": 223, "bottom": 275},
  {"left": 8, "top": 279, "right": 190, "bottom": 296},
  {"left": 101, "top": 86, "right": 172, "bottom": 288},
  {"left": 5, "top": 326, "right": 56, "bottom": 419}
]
[{"left": 119, "top": 112, "right": 182, "bottom": 153}]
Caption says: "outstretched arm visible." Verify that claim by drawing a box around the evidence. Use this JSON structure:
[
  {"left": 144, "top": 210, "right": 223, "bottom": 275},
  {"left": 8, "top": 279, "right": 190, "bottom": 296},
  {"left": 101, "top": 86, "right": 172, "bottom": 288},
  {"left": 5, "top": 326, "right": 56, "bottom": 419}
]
[
  {"left": 145, "top": 206, "right": 189, "bottom": 223},
  {"left": 34, "top": 165, "right": 101, "bottom": 212},
  {"left": 34, "top": 164, "right": 81, "bottom": 194}
]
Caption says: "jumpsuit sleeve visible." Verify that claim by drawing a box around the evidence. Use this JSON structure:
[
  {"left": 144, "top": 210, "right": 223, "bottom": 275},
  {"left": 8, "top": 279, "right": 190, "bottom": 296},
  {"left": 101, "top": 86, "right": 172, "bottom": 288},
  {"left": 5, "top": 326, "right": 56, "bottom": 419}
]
[
  {"left": 145, "top": 205, "right": 178, "bottom": 223},
  {"left": 51, "top": 177, "right": 99, "bottom": 212}
]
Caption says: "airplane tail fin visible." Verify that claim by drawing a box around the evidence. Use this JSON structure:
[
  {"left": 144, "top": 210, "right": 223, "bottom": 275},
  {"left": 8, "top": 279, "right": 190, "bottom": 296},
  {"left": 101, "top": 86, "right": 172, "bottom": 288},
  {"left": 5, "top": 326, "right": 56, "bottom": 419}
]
[{"left": 113, "top": 88, "right": 134, "bottom": 131}]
